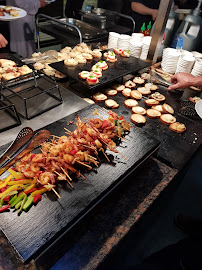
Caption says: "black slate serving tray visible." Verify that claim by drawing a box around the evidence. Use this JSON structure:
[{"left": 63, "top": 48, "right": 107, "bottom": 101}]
[
  {"left": 0, "top": 105, "right": 159, "bottom": 262},
  {"left": 50, "top": 54, "right": 150, "bottom": 90}
]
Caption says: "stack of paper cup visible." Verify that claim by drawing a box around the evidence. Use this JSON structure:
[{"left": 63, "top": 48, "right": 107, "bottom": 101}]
[
  {"left": 161, "top": 48, "right": 180, "bottom": 74},
  {"left": 117, "top": 34, "right": 131, "bottom": 50},
  {"left": 175, "top": 54, "right": 195, "bottom": 74},
  {"left": 129, "top": 39, "right": 142, "bottom": 58},
  {"left": 140, "top": 36, "right": 152, "bottom": 60},
  {"left": 191, "top": 51, "right": 202, "bottom": 60},
  {"left": 131, "top": 33, "right": 144, "bottom": 43},
  {"left": 108, "top": 32, "right": 121, "bottom": 49},
  {"left": 191, "top": 59, "right": 202, "bottom": 76}
]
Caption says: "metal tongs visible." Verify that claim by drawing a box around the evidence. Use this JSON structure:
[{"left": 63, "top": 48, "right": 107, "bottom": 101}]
[
  {"left": 22, "top": 55, "right": 49, "bottom": 64},
  {"left": 0, "top": 129, "right": 51, "bottom": 176}
]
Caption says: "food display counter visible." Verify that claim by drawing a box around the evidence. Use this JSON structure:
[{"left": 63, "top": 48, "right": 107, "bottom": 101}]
[{"left": 0, "top": 44, "right": 201, "bottom": 270}]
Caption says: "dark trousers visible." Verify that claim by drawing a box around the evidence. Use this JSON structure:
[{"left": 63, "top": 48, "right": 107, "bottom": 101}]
[{"left": 65, "top": 0, "right": 84, "bottom": 19}]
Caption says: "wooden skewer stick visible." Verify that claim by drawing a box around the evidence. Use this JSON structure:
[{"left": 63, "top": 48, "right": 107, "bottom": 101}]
[
  {"left": 88, "top": 154, "right": 97, "bottom": 160},
  {"left": 51, "top": 187, "right": 61, "bottom": 199},
  {"left": 6, "top": 155, "right": 11, "bottom": 160},
  {"left": 51, "top": 135, "right": 60, "bottom": 139},
  {"left": 75, "top": 160, "right": 92, "bottom": 169},
  {"left": 100, "top": 148, "right": 110, "bottom": 162},
  {"left": 54, "top": 171, "right": 66, "bottom": 180},
  {"left": 60, "top": 167, "right": 74, "bottom": 188},
  {"left": 79, "top": 172, "right": 87, "bottom": 180},
  {"left": 64, "top": 127, "right": 71, "bottom": 133}
]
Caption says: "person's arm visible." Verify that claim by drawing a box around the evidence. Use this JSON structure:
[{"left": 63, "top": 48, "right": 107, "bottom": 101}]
[
  {"left": 0, "top": 34, "right": 8, "bottom": 48},
  {"left": 168, "top": 73, "right": 202, "bottom": 90},
  {"left": 131, "top": 2, "right": 158, "bottom": 20}
]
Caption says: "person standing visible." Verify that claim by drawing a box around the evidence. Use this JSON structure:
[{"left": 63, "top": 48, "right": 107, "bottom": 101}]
[
  {"left": 130, "top": 0, "right": 161, "bottom": 32},
  {"left": 6, "top": 0, "right": 47, "bottom": 58}
]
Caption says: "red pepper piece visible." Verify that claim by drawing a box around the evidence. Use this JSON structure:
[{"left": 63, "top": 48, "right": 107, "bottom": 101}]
[
  {"left": 119, "top": 116, "right": 124, "bottom": 120},
  {"left": 30, "top": 154, "right": 36, "bottom": 160},
  {"left": 92, "top": 136, "right": 97, "bottom": 141},
  {"left": 13, "top": 178, "right": 23, "bottom": 181},
  {"left": 36, "top": 171, "right": 43, "bottom": 178},
  {"left": 33, "top": 194, "right": 42, "bottom": 204},
  {"left": 70, "top": 150, "right": 77, "bottom": 156},
  {"left": 83, "top": 130, "right": 87, "bottom": 135},
  {"left": 12, "top": 168, "right": 17, "bottom": 171},
  {"left": 3, "top": 195, "right": 10, "bottom": 202},
  {"left": 0, "top": 204, "right": 10, "bottom": 213},
  {"left": 24, "top": 188, "right": 37, "bottom": 195},
  {"left": 0, "top": 186, "right": 7, "bottom": 193},
  {"left": 101, "top": 120, "right": 108, "bottom": 129}
]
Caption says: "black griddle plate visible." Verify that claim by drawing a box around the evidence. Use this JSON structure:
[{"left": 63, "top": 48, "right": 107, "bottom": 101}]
[
  {"left": 0, "top": 104, "right": 159, "bottom": 262},
  {"left": 50, "top": 54, "right": 150, "bottom": 90}
]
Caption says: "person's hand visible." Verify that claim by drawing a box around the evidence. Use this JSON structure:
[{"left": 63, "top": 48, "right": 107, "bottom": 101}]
[
  {"left": 168, "top": 73, "right": 196, "bottom": 90},
  {"left": 40, "top": 0, "right": 48, "bottom": 8},
  {"left": 151, "top": 9, "right": 158, "bottom": 20},
  {"left": 0, "top": 34, "right": 8, "bottom": 48}
]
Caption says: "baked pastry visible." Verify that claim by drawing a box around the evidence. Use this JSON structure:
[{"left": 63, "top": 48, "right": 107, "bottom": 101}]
[
  {"left": 2, "top": 72, "right": 21, "bottom": 81},
  {"left": 145, "top": 83, "right": 158, "bottom": 91},
  {"left": 69, "top": 51, "right": 79, "bottom": 58},
  {"left": 55, "top": 71, "right": 66, "bottom": 79},
  {"left": 145, "top": 99, "right": 159, "bottom": 106},
  {"left": 112, "top": 84, "right": 125, "bottom": 92},
  {"left": 92, "top": 64, "right": 102, "bottom": 72},
  {"left": 151, "top": 105, "right": 163, "bottom": 113},
  {"left": 97, "top": 60, "right": 108, "bottom": 70},
  {"left": 160, "top": 114, "right": 176, "bottom": 125},
  {"left": 18, "top": 65, "right": 32, "bottom": 75},
  {"left": 104, "top": 89, "right": 118, "bottom": 96},
  {"left": 151, "top": 92, "right": 165, "bottom": 102},
  {"left": 105, "top": 99, "right": 119, "bottom": 108},
  {"left": 124, "top": 99, "right": 138, "bottom": 108},
  {"left": 10, "top": 9, "right": 19, "bottom": 17},
  {"left": 133, "top": 77, "right": 145, "bottom": 84},
  {"left": 146, "top": 109, "right": 161, "bottom": 118},
  {"left": 125, "top": 80, "right": 136, "bottom": 89},
  {"left": 43, "top": 68, "right": 55, "bottom": 77},
  {"left": 60, "top": 47, "right": 72, "bottom": 54},
  {"left": 86, "top": 74, "right": 99, "bottom": 85},
  {"left": 76, "top": 55, "right": 87, "bottom": 64},
  {"left": 137, "top": 87, "right": 151, "bottom": 95},
  {"left": 130, "top": 90, "right": 142, "bottom": 100},
  {"left": 122, "top": 88, "right": 131, "bottom": 98},
  {"left": 162, "top": 103, "right": 174, "bottom": 114},
  {"left": 32, "top": 52, "right": 42, "bottom": 58},
  {"left": 169, "top": 122, "right": 186, "bottom": 133},
  {"left": 79, "top": 71, "right": 91, "bottom": 80},
  {"left": 189, "top": 96, "right": 201, "bottom": 104},
  {"left": 64, "top": 58, "right": 78, "bottom": 66},
  {"left": 106, "top": 51, "right": 117, "bottom": 62},
  {"left": 113, "top": 48, "right": 122, "bottom": 54},
  {"left": 141, "top": 72, "right": 152, "bottom": 80},
  {"left": 93, "top": 92, "right": 107, "bottom": 102},
  {"left": 83, "top": 98, "right": 95, "bottom": 104},
  {"left": 92, "top": 49, "right": 102, "bottom": 58},
  {"left": 131, "top": 114, "right": 146, "bottom": 125},
  {"left": 132, "top": 106, "right": 146, "bottom": 115},
  {"left": 4, "top": 6, "right": 12, "bottom": 13},
  {"left": 82, "top": 53, "right": 93, "bottom": 61},
  {"left": 0, "top": 59, "right": 16, "bottom": 68}
]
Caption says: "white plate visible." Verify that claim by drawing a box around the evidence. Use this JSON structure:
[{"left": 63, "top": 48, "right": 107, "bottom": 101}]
[
  {"left": 0, "top": 5, "right": 27, "bottom": 21},
  {"left": 195, "top": 100, "right": 202, "bottom": 119}
]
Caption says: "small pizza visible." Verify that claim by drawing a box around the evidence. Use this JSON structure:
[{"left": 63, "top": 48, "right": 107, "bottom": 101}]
[
  {"left": 132, "top": 106, "right": 146, "bottom": 115},
  {"left": 160, "top": 114, "right": 176, "bottom": 125},
  {"left": 76, "top": 55, "right": 87, "bottom": 64},
  {"left": 131, "top": 114, "right": 146, "bottom": 125},
  {"left": 145, "top": 99, "right": 159, "bottom": 106},
  {"left": 162, "top": 103, "right": 174, "bottom": 114},
  {"left": 151, "top": 105, "right": 163, "bottom": 113},
  {"left": 86, "top": 74, "right": 99, "bottom": 85},
  {"left": 104, "top": 89, "right": 118, "bottom": 97},
  {"left": 125, "top": 80, "right": 136, "bottom": 89},
  {"left": 106, "top": 51, "right": 117, "bottom": 62},
  {"left": 105, "top": 99, "right": 119, "bottom": 108},
  {"left": 151, "top": 92, "right": 166, "bottom": 102},
  {"left": 79, "top": 71, "right": 91, "bottom": 80},
  {"left": 133, "top": 77, "right": 145, "bottom": 84},
  {"left": 124, "top": 99, "right": 138, "bottom": 108},
  {"left": 92, "top": 69, "right": 102, "bottom": 78},
  {"left": 82, "top": 53, "right": 93, "bottom": 61},
  {"left": 112, "top": 84, "right": 125, "bottom": 92},
  {"left": 146, "top": 109, "right": 161, "bottom": 118},
  {"left": 169, "top": 122, "right": 186, "bottom": 133},
  {"left": 92, "top": 49, "right": 102, "bottom": 58},
  {"left": 2, "top": 72, "right": 21, "bottom": 81},
  {"left": 122, "top": 88, "right": 131, "bottom": 98},
  {"left": 121, "top": 50, "right": 130, "bottom": 57},
  {"left": 93, "top": 92, "right": 107, "bottom": 102},
  {"left": 55, "top": 71, "right": 66, "bottom": 79},
  {"left": 137, "top": 87, "right": 151, "bottom": 95},
  {"left": 97, "top": 60, "right": 108, "bottom": 70},
  {"left": 113, "top": 48, "right": 122, "bottom": 54},
  {"left": 92, "top": 64, "right": 102, "bottom": 72},
  {"left": 18, "top": 65, "right": 32, "bottom": 75},
  {"left": 130, "top": 90, "right": 142, "bottom": 100}
]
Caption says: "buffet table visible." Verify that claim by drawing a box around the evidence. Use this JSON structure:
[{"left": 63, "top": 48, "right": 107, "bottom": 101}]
[{"left": 0, "top": 50, "right": 201, "bottom": 269}]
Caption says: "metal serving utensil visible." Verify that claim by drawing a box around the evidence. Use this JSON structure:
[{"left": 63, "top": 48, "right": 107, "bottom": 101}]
[
  {"left": 0, "top": 127, "right": 33, "bottom": 166},
  {"left": 0, "top": 129, "right": 51, "bottom": 175}
]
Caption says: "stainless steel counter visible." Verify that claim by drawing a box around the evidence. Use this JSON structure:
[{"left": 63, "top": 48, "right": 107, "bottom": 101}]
[{"left": 0, "top": 84, "right": 89, "bottom": 147}]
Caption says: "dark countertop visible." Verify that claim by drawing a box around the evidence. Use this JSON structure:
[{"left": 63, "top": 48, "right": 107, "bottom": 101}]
[{"left": 0, "top": 70, "right": 199, "bottom": 269}]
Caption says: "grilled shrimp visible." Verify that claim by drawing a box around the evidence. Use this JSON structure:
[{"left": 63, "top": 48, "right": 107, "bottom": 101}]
[{"left": 39, "top": 172, "right": 55, "bottom": 185}]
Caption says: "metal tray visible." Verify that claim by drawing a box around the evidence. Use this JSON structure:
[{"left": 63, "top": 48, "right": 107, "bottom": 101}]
[
  {"left": 52, "top": 18, "right": 107, "bottom": 40},
  {"left": 50, "top": 54, "right": 150, "bottom": 91},
  {"left": 0, "top": 104, "right": 160, "bottom": 262}
]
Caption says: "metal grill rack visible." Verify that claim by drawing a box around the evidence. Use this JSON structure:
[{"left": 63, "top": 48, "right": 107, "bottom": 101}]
[{"left": 1, "top": 71, "right": 63, "bottom": 120}]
